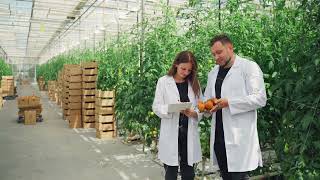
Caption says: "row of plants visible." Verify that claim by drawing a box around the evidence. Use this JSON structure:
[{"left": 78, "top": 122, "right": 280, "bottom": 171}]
[
  {"left": 0, "top": 58, "right": 12, "bottom": 80},
  {"left": 37, "top": 0, "right": 319, "bottom": 178}
]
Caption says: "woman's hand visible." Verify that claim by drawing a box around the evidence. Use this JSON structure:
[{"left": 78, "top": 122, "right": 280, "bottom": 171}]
[{"left": 181, "top": 108, "right": 198, "bottom": 118}]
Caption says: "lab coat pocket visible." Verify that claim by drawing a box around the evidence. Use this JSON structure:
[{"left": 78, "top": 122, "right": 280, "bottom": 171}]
[{"left": 231, "top": 127, "right": 243, "bottom": 146}]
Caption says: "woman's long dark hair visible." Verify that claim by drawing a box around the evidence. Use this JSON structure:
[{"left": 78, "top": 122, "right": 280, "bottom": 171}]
[{"left": 167, "top": 51, "right": 201, "bottom": 97}]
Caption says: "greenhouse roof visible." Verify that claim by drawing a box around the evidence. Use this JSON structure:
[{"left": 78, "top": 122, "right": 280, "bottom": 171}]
[{"left": 0, "top": 0, "right": 187, "bottom": 64}]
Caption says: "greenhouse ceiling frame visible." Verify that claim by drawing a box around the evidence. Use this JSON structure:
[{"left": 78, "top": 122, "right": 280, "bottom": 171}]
[{"left": 0, "top": 0, "right": 188, "bottom": 65}]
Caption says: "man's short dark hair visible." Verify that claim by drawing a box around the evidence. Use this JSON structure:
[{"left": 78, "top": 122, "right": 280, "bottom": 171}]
[{"left": 209, "top": 34, "right": 233, "bottom": 47}]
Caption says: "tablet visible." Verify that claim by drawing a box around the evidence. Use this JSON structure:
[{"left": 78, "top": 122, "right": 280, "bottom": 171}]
[{"left": 167, "top": 102, "right": 192, "bottom": 113}]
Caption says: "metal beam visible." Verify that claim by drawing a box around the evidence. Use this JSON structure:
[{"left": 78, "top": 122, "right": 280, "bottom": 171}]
[
  {"left": 25, "top": 0, "right": 35, "bottom": 61},
  {"left": 38, "top": 0, "right": 92, "bottom": 59}
]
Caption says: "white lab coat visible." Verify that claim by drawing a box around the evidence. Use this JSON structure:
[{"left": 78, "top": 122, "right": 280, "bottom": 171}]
[
  {"left": 152, "top": 75, "right": 202, "bottom": 166},
  {"left": 204, "top": 55, "right": 267, "bottom": 172}
]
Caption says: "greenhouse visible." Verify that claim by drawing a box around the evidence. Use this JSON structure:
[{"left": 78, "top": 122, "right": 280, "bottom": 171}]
[{"left": 0, "top": 0, "right": 319, "bottom": 179}]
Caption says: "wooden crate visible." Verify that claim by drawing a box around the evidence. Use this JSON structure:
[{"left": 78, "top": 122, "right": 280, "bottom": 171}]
[
  {"left": 17, "top": 96, "right": 41, "bottom": 109},
  {"left": 0, "top": 96, "right": 3, "bottom": 108},
  {"left": 82, "top": 69, "right": 98, "bottom": 75},
  {"left": 82, "top": 90, "right": 96, "bottom": 96},
  {"left": 81, "top": 61, "right": 98, "bottom": 69},
  {"left": 68, "top": 96, "right": 82, "bottom": 103},
  {"left": 69, "top": 82, "right": 82, "bottom": 90},
  {"left": 24, "top": 110, "right": 36, "bottom": 125},
  {"left": 68, "top": 67, "right": 82, "bottom": 75},
  {"left": 82, "top": 96, "right": 95, "bottom": 102},
  {"left": 17, "top": 96, "right": 29, "bottom": 107},
  {"left": 83, "top": 122, "right": 95, "bottom": 128},
  {"left": 82, "top": 109, "right": 95, "bottom": 116},
  {"left": 82, "top": 102, "right": 95, "bottom": 109},
  {"left": 69, "top": 120, "right": 82, "bottom": 128},
  {"left": 63, "top": 109, "right": 70, "bottom": 116},
  {"left": 96, "top": 130, "right": 115, "bottom": 139},
  {"left": 68, "top": 110, "right": 81, "bottom": 115},
  {"left": 95, "top": 106, "right": 114, "bottom": 115},
  {"left": 96, "top": 122, "right": 114, "bottom": 131},
  {"left": 69, "top": 90, "right": 82, "bottom": 96},
  {"left": 69, "top": 76, "right": 82, "bottom": 82},
  {"left": 29, "top": 96, "right": 40, "bottom": 107},
  {"left": 83, "top": 115, "right": 95, "bottom": 122},
  {"left": 96, "top": 90, "right": 115, "bottom": 98},
  {"left": 95, "top": 99, "right": 114, "bottom": 107},
  {"left": 67, "top": 111, "right": 82, "bottom": 128},
  {"left": 68, "top": 103, "right": 81, "bottom": 109},
  {"left": 95, "top": 114, "right": 114, "bottom": 123},
  {"left": 82, "top": 75, "right": 97, "bottom": 82},
  {"left": 82, "top": 82, "right": 97, "bottom": 89},
  {"left": 18, "top": 107, "right": 42, "bottom": 116}
]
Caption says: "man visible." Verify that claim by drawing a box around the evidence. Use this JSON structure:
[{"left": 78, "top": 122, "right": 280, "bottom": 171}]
[{"left": 203, "top": 34, "right": 267, "bottom": 179}]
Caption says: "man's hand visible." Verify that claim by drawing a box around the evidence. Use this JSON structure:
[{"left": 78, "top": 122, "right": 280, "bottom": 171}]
[
  {"left": 209, "top": 98, "right": 229, "bottom": 113},
  {"left": 181, "top": 108, "right": 198, "bottom": 118}
]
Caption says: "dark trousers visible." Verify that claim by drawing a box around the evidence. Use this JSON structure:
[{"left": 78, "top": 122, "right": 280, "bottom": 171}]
[
  {"left": 164, "top": 127, "right": 195, "bottom": 180},
  {"left": 214, "top": 142, "right": 249, "bottom": 180}
]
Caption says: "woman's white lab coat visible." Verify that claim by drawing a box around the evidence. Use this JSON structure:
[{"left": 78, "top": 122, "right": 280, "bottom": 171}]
[{"left": 152, "top": 75, "right": 202, "bottom": 166}]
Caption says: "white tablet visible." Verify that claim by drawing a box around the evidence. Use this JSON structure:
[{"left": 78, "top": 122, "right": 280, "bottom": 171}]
[{"left": 167, "top": 102, "right": 193, "bottom": 113}]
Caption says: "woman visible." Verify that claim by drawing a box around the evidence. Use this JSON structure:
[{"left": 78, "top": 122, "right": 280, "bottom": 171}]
[{"left": 152, "top": 51, "right": 202, "bottom": 180}]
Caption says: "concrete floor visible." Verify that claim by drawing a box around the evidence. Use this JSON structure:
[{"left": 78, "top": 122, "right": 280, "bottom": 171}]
[{"left": 0, "top": 83, "right": 163, "bottom": 180}]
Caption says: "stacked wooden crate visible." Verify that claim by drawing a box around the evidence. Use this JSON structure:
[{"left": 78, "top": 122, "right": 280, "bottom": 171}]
[
  {"left": 95, "top": 90, "right": 116, "bottom": 139},
  {"left": 48, "top": 81, "right": 57, "bottom": 102},
  {"left": 81, "top": 62, "right": 98, "bottom": 128},
  {"left": 1, "top": 76, "right": 14, "bottom": 97},
  {"left": 56, "top": 71, "right": 63, "bottom": 107},
  {"left": 0, "top": 88, "right": 3, "bottom": 109},
  {"left": 17, "top": 95, "right": 42, "bottom": 125},
  {"left": 38, "top": 76, "right": 45, "bottom": 91},
  {"left": 62, "top": 64, "right": 79, "bottom": 120},
  {"left": 66, "top": 65, "right": 83, "bottom": 128},
  {"left": 62, "top": 65, "right": 70, "bottom": 120}
]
